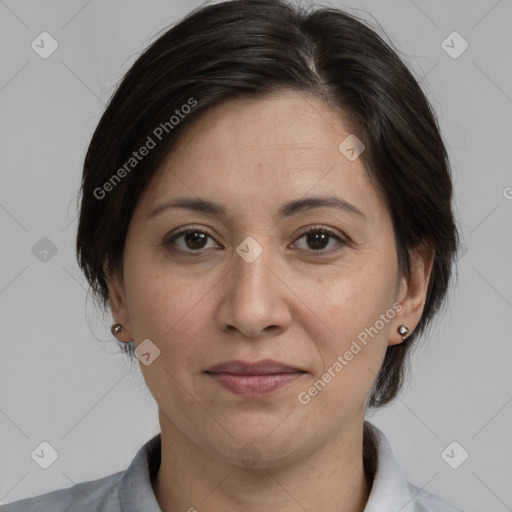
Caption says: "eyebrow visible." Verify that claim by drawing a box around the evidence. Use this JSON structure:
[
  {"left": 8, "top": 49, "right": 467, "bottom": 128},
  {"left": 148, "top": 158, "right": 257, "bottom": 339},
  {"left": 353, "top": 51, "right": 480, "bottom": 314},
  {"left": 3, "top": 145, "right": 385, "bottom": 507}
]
[{"left": 147, "top": 195, "right": 367, "bottom": 222}]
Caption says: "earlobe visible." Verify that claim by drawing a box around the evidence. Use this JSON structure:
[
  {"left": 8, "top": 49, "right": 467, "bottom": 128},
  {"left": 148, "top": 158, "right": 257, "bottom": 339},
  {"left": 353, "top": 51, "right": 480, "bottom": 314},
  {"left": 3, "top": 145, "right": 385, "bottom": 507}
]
[
  {"left": 390, "top": 240, "right": 435, "bottom": 346},
  {"left": 110, "top": 322, "right": 133, "bottom": 343},
  {"left": 103, "top": 259, "right": 134, "bottom": 342}
]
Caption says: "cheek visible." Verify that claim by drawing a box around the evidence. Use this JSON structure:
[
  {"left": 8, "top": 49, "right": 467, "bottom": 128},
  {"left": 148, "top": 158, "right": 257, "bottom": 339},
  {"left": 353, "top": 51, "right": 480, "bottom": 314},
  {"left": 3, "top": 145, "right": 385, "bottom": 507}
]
[
  {"left": 123, "top": 251, "right": 218, "bottom": 362},
  {"left": 304, "top": 254, "right": 396, "bottom": 336},
  {"left": 123, "top": 264, "right": 214, "bottom": 406},
  {"left": 300, "top": 253, "right": 397, "bottom": 387}
]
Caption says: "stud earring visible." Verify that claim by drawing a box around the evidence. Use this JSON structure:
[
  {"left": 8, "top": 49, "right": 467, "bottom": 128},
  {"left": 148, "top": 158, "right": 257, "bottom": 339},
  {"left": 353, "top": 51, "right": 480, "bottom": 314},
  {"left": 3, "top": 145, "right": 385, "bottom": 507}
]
[
  {"left": 111, "top": 323, "right": 125, "bottom": 336},
  {"left": 111, "top": 323, "right": 134, "bottom": 343},
  {"left": 397, "top": 324, "right": 409, "bottom": 340}
]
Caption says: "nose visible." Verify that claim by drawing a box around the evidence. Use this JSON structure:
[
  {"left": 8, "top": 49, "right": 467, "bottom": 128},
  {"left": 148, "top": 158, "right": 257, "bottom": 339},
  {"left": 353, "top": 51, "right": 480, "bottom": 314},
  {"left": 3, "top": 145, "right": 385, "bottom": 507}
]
[{"left": 216, "top": 245, "right": 292, "bottom": 339}]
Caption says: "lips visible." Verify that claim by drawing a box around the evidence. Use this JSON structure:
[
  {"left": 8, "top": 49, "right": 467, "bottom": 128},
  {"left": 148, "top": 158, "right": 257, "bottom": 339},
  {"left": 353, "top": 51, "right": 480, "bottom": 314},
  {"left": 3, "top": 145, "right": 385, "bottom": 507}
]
[
  {"left": 205, "top": 359, "right": 305, "bottom": 375},
  {"left": 205, "top": 359, "right": 306, "bottom": 396}
]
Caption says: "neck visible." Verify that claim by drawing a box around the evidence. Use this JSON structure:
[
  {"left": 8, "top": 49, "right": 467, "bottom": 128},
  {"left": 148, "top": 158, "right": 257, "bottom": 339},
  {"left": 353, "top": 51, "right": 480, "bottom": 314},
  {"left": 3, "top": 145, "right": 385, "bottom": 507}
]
[{"left": 153, "top": 412, "right": 374, "bottom": 512}]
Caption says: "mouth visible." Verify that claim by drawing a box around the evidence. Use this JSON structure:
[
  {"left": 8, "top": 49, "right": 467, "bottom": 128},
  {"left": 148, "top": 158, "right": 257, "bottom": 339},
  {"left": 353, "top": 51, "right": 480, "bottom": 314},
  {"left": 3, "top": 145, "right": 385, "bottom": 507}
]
[{"left": 204, "top": 359, "right": 306, "bottom": 396}]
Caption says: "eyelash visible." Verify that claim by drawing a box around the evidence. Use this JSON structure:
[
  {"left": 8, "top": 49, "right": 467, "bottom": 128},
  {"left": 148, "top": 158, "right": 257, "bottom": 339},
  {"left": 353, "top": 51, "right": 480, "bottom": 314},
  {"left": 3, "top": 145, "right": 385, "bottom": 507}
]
[{"left": 163, "top": 225, "right": 348, "bottom": 256}]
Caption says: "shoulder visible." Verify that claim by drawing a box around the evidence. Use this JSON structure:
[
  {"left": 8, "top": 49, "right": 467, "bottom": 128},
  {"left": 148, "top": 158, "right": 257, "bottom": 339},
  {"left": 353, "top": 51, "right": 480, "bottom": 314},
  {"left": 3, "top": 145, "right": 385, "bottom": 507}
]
[
  {"left": 1, "top": 432, "right": 162, "bottom": 512},
  {"left": 0, "top": 470, "right": 124, "bottom": 512},
  {"left": 409, "top": 482, "right": 466, "bottom": 512}
]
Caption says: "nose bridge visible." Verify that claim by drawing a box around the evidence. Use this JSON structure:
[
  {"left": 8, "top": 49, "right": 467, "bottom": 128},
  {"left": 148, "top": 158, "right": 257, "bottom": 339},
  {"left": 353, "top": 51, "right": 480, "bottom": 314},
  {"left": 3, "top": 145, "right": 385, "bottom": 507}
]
[
  {"left": 231, "top": 237, "right": 276, "bottom": 306},
  {"left": 218, "top": 236, "right": 290, "bottom": 336}
]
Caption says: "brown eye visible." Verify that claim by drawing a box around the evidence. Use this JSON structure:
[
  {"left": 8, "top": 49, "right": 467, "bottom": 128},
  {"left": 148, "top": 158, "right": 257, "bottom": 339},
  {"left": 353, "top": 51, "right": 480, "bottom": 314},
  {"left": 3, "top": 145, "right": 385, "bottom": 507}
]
[
  {"left": 165, "top": 229, "right": 217, "bottom": 252},
  {"left": 164, "top": 225, "right": 347, "bottom": 255},
  {"left": 294, "top": 227, "right": 346, "bottom": 253}
]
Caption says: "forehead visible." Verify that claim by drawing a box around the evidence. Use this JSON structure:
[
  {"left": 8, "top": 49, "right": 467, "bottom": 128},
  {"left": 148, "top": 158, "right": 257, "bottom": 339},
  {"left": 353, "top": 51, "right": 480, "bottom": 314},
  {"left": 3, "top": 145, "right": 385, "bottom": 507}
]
[
  {"left": 141, "top": 91, "right": 386, "bottom": 226},
  {"left": 162, "top": 91, "right": 358, "bottom": 167}
]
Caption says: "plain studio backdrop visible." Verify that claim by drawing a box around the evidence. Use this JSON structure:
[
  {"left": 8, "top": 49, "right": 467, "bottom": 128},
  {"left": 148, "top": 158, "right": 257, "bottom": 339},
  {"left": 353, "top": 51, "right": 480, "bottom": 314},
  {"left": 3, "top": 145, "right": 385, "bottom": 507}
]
[{"left": 0, "top": 1, "right": 511, "bottom": 510}]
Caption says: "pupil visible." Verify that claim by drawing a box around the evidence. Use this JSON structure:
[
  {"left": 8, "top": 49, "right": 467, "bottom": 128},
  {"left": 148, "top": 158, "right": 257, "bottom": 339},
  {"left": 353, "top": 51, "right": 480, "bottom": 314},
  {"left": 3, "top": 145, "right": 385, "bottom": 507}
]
[
  {"left": 182, "top": 231, "right": 329, "bottom": 251},
  {"left": 308, "top": 231, "right": 328, "bottom": 250},
  {"left": 185, "top": 232, "right": 207, "bottom": 249}
]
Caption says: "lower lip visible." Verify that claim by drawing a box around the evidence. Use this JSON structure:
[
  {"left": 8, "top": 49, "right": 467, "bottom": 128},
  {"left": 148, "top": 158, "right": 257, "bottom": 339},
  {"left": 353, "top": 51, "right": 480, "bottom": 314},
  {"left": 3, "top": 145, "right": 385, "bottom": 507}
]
[{"left": 206, "top": 372, "right": 305, "bottom": 396}]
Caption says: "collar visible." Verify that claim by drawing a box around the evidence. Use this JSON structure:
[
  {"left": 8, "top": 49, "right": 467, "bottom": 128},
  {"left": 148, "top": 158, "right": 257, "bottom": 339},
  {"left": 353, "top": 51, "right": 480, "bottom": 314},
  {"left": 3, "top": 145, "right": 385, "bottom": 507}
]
[
  {"left": 118, "top": 433, "right": 162, "bottom": 511},
  {"left": 363, "top": 421, "right": 420, "bottom": 511},
  {"left": 117, "top": 422, "right": 441, "bottom": 512}
]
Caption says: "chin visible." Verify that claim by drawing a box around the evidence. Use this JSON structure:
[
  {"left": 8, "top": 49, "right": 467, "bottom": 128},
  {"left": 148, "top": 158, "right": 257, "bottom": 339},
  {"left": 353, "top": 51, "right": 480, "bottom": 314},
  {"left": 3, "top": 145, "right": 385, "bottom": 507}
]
[{"left": 204, "top": 421, "right": 312, "bottom": 469}]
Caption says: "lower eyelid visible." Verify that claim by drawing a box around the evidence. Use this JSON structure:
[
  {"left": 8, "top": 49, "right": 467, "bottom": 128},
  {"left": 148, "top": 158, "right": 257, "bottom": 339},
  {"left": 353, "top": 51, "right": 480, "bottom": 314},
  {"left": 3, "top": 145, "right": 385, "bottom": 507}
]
[
  {"left": 165, "top": 227, "right": 347, "bottom": 252},
  {"left": 165, "top": 230, "right": 216, "bottom": 249},
  {"left": 293, "top": 233, "right": 346, "bottom": 251}
]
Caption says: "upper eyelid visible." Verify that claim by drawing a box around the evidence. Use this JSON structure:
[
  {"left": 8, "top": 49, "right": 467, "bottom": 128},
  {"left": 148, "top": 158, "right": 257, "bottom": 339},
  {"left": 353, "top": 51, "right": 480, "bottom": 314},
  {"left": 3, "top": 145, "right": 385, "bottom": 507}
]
[{"left": 165, "top": 225, "right": 347, "bottom": 248}]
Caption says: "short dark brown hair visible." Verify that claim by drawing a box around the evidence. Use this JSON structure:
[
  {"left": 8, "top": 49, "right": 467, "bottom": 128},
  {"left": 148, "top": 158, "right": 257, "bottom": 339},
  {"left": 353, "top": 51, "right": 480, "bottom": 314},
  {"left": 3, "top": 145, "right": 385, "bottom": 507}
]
[{"left": 76, "top": 0, "right": 459, "bottom": 409}]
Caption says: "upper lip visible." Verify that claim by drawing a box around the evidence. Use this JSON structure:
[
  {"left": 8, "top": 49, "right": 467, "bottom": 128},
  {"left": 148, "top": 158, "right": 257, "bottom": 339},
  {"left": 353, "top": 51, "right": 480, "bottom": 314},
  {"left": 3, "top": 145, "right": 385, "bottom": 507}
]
[{"left": 205, "top": 359, "right": 305, "bottom": 375}]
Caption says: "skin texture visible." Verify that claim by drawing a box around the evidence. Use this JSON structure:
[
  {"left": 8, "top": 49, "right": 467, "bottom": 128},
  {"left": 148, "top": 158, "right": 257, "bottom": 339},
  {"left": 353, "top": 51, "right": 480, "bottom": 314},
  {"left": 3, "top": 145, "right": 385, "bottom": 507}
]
[{"left": 106, "top": 91, "right": 434, "bottom": 512}]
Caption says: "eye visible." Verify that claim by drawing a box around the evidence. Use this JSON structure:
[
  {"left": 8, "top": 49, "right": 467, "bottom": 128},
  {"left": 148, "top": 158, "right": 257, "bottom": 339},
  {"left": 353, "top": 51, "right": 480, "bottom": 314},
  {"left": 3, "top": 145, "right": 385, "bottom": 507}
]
[
  {"left": 164, "top": 227, "right": 219, "bottom": 252},
  {"left": 293, "top": 226, "right": 346, "bottom": 253},
  {"left": 163, "top": 225, "right": 347, "bottom": 255}
]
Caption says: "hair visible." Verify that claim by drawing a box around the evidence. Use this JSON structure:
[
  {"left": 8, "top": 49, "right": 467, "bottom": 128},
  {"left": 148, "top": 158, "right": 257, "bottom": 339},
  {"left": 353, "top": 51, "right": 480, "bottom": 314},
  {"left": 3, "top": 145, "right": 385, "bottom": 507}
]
[{"left": 76, "top": 0, "right": 459, "bottom": 413}]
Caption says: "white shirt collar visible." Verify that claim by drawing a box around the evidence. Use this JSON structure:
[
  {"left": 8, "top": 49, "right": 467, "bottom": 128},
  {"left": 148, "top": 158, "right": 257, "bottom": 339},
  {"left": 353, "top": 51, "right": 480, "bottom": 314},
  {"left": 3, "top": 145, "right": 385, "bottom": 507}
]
[
  {"left": 117, "top": 421, "right": 463, "bottom": 511},
  {"left": 364, "top": 421, "right": 463, "bottom": 511},
  {"left": 364, "top": 421, "right": 422, "bottom": 511}
]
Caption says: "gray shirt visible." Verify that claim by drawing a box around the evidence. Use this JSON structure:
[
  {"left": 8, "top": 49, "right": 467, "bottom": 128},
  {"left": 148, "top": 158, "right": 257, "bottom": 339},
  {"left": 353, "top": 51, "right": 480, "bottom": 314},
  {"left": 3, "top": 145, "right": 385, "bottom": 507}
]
[{"left": 1, "top": 422, "right": 464, "bottom": 511}]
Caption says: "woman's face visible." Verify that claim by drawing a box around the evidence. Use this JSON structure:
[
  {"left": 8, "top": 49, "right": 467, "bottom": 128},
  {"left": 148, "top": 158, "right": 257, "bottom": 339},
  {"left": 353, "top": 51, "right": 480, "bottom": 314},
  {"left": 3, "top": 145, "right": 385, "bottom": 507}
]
[{"left": 108, "top": 91, "right": 429, "bottom": 467}]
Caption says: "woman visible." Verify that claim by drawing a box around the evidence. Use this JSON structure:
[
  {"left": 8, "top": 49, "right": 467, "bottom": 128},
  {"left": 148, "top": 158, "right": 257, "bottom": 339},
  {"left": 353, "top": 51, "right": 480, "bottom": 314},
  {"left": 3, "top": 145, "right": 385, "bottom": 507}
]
[{"left": 2, "top": 0, "right": 463, "bottom": 510}]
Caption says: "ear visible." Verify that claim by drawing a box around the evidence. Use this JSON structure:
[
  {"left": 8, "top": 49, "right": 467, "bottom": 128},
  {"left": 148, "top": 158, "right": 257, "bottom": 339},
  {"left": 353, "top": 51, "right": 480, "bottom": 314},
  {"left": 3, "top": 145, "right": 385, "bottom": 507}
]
[
  {"left": 103, "top": 259, "right": 133, "bottom": 342},
  {"left": 390, "top": 239, "right": 435, "bottom": 346}
]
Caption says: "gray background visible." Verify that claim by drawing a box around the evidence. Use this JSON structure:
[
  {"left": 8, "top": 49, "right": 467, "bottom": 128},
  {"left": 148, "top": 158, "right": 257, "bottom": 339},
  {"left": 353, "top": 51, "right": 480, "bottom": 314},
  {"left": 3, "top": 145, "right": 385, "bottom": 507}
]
[{"left": 1, "top": 0, "right": 511, "bottom": 510}]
